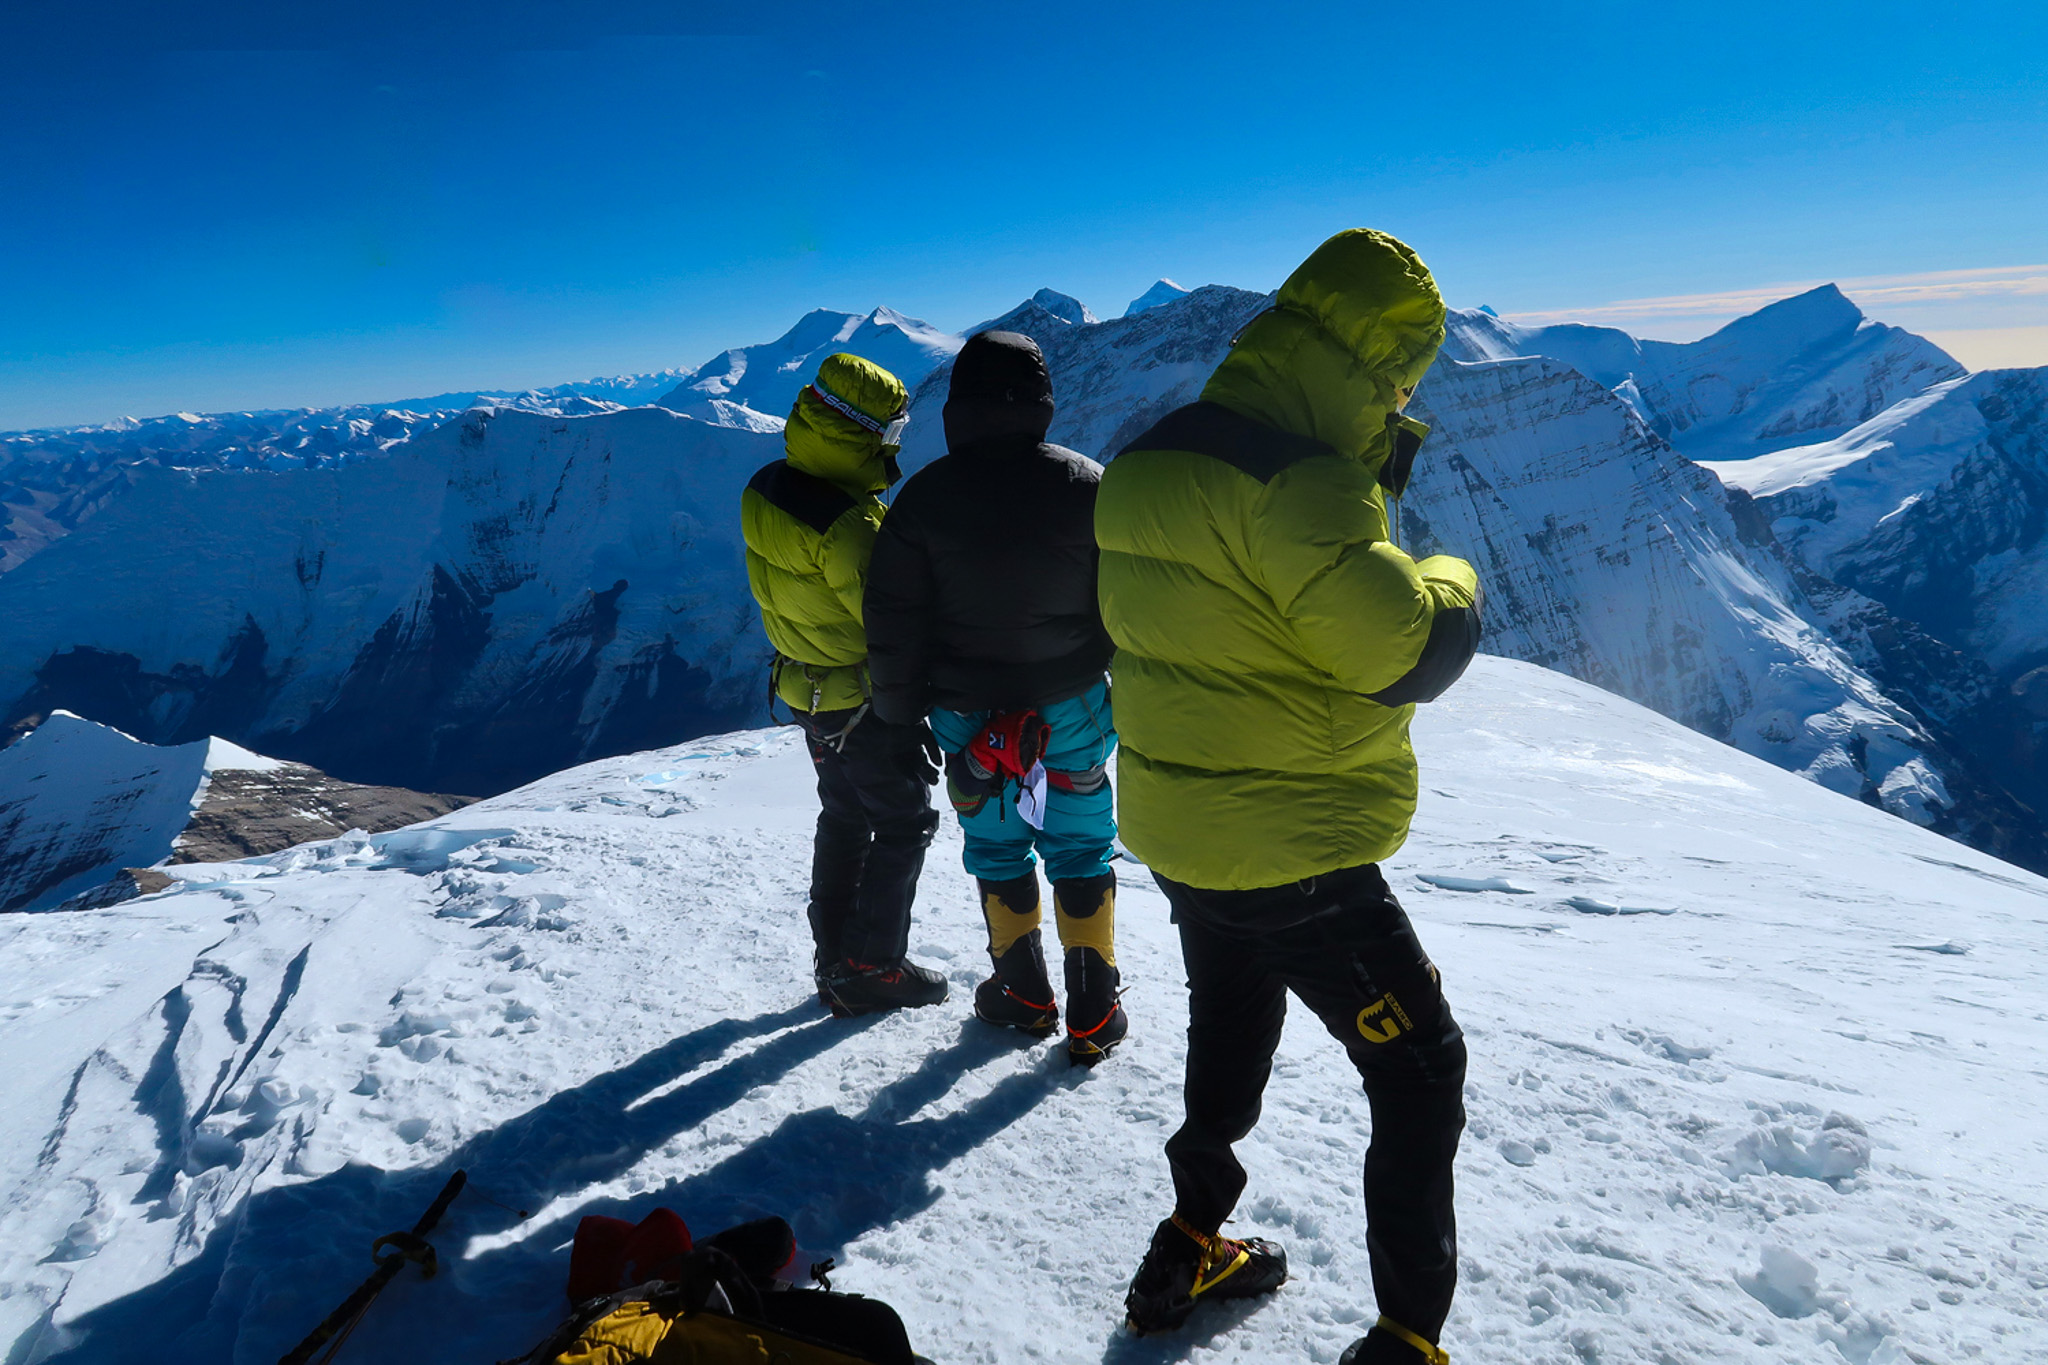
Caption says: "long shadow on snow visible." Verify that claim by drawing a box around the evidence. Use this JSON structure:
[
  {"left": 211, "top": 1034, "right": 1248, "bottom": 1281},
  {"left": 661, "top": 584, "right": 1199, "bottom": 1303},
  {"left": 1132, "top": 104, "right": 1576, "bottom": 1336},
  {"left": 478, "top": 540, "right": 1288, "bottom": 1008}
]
[
  {"left": 26, "top": 1001, "right": 841, "bottom": 1364},
  {"left": 535, "top": 1019, "right": 1077, "bottom": 1254},
  {"left": 28, "top": 1004, "right": 1066, "bottom": 1365}
]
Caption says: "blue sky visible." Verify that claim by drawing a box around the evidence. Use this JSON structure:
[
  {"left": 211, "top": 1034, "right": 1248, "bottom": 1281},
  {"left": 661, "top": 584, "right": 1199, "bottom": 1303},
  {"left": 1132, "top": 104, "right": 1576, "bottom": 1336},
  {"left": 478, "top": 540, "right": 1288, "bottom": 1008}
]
[{"left": 5, "top": 1, "right": 2045, "bottom": 429}]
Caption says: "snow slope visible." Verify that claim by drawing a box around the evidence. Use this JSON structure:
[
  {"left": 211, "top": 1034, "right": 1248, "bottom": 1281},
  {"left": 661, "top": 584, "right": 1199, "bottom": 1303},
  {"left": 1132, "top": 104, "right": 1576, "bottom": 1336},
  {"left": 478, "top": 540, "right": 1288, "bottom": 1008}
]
[
  {"left": 1445, "top": 287, "right": 1964, "bottom": 463},
  {"left": 0, "top": 407, "right": 777, "bottom": 796},
  {"left": 4, "top": 656, "right": 2044, "bottom": 1365},
  {"left": 656, "top": 307, "right": 961, "bottom": 431}
]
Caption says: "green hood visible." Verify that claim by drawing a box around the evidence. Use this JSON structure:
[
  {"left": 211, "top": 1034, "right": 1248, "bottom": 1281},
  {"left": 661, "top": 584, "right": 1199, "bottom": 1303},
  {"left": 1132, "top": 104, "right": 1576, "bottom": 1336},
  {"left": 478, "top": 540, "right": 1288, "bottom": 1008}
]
[
  {"left": 784, "top": 352, "right": 908, "bottom": 495},
  {"left": 1201, "top": 228, "right": 1446, "bottom": 479}
]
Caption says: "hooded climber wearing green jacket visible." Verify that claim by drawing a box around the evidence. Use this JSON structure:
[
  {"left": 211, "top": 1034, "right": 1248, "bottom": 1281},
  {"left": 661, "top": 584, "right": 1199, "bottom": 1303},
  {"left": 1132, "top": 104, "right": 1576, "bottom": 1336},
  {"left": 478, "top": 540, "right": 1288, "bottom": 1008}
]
[
  {"left": 741, "top": 352, "right": 947, "bottom": 1017},
  {"left": 1101, "top": 231, "right": 1480, "bottom": 1365}
]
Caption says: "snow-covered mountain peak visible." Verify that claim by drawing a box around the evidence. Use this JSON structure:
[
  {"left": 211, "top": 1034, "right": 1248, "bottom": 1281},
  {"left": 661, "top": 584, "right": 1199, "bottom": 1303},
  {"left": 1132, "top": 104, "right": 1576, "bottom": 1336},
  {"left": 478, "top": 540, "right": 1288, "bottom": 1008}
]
[
  {"left": 1442, "top": 287, "right": 1964, "bottom": 464},
  {"left": 1, "top": 712, "right": 221, "bottom": 913},
  {"left": 1123, "top": 278, "right": 1191, "bottom": 318},
  {"left": 1028, "top": 287, "right": 1096, "bottom": 326},
  {"left": 655, "top": 305, "right": 960, "bottom": 430}
]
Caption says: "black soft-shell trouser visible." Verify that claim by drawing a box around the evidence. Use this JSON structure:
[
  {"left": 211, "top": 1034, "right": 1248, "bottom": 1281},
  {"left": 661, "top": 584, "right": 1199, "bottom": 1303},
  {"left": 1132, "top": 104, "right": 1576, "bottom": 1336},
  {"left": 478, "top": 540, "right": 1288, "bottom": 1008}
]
[
  {"left": 801, "top": 708, "right": 940, "bottom": 968},
  {"left": 1155, "top": 862, "right": 1467, "bottom": 1344}
]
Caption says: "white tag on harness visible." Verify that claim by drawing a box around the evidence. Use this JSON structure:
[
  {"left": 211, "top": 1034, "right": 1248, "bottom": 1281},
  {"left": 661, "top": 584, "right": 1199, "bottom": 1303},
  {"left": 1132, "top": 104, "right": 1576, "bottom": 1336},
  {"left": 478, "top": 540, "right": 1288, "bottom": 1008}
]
[{"left": 1015, "top": 761, "right": 1049, "bottom": 830}]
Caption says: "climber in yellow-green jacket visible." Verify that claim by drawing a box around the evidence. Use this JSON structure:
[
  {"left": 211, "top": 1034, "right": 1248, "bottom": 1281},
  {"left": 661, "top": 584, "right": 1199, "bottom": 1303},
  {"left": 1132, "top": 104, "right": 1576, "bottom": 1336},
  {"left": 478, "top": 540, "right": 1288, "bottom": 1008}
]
[
  {"left": 741, "top": 352, "right": 947, "bottom": 1018},
  {"left": 1103, "top": 231, "right": 1479, "bottom": 1365}
]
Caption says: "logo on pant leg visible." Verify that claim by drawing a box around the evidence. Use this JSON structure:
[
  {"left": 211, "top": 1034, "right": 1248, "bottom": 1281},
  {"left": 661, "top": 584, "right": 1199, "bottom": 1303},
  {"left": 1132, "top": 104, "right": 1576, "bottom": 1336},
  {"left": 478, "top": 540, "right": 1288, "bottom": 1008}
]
[{"left": 1357, "top": 992, "right": 1415, "bottom": 1044}]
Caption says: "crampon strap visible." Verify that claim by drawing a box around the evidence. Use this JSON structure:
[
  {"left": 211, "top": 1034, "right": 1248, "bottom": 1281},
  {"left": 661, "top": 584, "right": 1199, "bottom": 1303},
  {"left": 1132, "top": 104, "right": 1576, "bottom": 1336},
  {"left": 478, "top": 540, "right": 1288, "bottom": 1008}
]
[{"left": 1377, "top": 1314, "right": 1450, "bottom": 1364}]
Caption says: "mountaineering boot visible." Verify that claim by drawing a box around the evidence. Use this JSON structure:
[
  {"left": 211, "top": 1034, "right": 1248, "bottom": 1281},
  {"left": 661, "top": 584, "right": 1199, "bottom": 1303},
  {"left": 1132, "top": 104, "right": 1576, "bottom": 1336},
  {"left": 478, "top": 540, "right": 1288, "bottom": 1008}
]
[
  {"left": 1054, "top": 872, "right": 1126, "bottom": 1064},
  {"left": 820, "top": 958, "right": 948, "bottom": 1017},
  {"left": 1123, "top": 1213, "right": 1287, "bottom": 1335},
  {"left": 973, "top": 874, "right": 1059, "bottom": 1036},
  {"left": 1338, "top": 1319, "right": 1451, "bottom": 1364}
]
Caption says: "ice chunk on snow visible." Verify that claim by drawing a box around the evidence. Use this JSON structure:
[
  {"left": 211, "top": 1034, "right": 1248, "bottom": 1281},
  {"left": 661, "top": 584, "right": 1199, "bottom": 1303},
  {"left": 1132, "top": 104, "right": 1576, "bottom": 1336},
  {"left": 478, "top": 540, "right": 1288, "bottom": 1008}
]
[
  {"left": 1739, "top": 1244, "right": 1823, "bottom": 1318},
  {"left": 1416, "top": 875, "right": 1534, "bottom": 894}
]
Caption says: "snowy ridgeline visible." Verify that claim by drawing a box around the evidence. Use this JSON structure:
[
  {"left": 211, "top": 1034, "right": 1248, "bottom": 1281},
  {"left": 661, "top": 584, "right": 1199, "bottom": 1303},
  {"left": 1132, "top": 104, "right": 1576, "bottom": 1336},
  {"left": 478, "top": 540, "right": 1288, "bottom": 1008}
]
[{"left": 3, "top": 657, "right": 2044, "bottom": 1365}]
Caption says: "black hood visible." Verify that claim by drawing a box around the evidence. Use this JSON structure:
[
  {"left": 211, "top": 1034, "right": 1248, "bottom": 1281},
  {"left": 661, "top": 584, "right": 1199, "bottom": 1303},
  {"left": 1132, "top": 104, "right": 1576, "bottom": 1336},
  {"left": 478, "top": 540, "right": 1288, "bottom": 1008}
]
[{"left": 942, "top": 330, "right": 1055, "bottom": 454}]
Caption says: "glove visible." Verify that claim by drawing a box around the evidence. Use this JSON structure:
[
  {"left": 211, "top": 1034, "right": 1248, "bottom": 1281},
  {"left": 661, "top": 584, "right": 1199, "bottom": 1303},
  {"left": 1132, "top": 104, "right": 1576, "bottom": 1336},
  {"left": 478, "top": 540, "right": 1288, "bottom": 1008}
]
[
  {"left": 969, "top": 709, "right": 1050, "bottom": 782},
  {"left": 944, "top": 747, "right": 998, "bottom": 802}
]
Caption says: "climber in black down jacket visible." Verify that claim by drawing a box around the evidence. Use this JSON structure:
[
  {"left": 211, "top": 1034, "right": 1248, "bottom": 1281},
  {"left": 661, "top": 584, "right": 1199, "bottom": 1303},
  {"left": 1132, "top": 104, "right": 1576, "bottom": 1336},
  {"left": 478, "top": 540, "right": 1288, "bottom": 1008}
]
[{"left": 863, "top": 329, "right": 1126, "bottom": 1063}]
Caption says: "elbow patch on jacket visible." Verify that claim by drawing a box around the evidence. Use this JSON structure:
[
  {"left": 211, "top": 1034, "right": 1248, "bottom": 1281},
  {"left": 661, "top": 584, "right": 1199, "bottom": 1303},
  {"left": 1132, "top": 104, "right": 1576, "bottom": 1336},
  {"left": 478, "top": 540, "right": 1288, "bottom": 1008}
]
[{"left": 1367, "top": 606, "right": 1481, "bottom": 706}]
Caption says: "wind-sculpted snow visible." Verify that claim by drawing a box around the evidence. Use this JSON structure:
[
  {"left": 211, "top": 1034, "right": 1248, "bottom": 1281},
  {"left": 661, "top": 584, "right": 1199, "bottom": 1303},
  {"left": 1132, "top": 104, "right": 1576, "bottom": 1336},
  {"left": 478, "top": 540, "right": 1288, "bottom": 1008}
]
[
  {"left": 4, "top": 659, "right": 2044, "bottom": 1364},
  {"left": 0, "top": 408, "right": 774, "bottom": 797},
  {"left": 1445, "top": 285, "right": 1964, "bottom": 463}
]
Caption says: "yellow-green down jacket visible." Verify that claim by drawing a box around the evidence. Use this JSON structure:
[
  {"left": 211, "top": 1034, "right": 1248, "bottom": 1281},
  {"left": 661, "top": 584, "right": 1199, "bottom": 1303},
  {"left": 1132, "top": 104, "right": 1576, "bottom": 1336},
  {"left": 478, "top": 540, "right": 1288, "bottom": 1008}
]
[
  {"left": 740, "top": 353, "right": 908, "bottom": 714},
  {"left": 1096, "top": 229, "right": 1482, "bottom": 890}
]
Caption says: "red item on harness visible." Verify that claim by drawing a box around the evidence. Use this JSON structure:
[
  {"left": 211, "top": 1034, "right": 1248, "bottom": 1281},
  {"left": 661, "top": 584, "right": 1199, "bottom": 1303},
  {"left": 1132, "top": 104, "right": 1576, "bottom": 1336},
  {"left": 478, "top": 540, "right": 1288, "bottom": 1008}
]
[
  {"left": 566, "top": 1207, "right": 694, "bottom": 1301},
  {"left": 969, "top": 709, "right": 1050, "bottom": 783}
]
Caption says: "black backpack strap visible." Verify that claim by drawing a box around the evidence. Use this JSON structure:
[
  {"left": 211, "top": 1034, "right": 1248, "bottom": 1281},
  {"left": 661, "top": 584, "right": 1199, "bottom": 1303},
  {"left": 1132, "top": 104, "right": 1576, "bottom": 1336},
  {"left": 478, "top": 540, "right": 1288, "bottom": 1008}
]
[
  {"left": 749, "top": 460, "right": 859, "bottom": 533},
  {"left": 1116, "top": 401, "right": 1337, "bottom": 484}
]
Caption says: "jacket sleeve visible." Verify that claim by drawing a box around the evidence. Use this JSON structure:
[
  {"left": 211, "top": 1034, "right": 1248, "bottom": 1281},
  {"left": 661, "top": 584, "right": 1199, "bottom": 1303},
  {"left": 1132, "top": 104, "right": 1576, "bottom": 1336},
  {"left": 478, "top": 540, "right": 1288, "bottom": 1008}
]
[
  {"left": 1247, "top": 462, "right": 1481, "bottom": 704},
  {"left": 861, "top": 498, "right": 938, "bottom": 725}
]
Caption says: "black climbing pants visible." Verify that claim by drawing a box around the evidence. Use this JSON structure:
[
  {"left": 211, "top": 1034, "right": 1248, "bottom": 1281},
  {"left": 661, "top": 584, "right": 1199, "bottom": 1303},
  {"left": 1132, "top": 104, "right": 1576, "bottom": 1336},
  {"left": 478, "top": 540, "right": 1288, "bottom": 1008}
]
[
  {"left": 802, "top": 708, "right": 940, "bottom": 969},
  {"left": 1156, "top": 861, "right": 1467, "bottom": 1343}
]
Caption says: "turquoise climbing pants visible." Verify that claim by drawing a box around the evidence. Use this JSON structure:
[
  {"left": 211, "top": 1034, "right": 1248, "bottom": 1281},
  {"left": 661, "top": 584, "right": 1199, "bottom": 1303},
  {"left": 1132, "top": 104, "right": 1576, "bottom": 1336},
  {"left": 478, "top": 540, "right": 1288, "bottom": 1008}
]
[{"left": 930, "top": 680, "right": 1117, "bottom": 883}]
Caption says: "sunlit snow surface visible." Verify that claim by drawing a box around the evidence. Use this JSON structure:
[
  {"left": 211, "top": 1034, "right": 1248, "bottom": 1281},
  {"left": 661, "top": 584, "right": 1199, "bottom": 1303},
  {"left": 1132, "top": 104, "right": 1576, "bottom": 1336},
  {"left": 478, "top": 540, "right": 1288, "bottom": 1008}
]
[{"left": 3, "top": 658, "right": 2044, "bottom": 1364}]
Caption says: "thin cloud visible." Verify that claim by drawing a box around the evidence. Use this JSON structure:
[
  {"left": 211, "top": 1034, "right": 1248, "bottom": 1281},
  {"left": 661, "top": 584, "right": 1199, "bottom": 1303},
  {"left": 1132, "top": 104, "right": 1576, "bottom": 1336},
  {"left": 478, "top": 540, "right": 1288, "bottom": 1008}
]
[{"left": 1505, "top": 265, "right": 2048, "bottom": 327}]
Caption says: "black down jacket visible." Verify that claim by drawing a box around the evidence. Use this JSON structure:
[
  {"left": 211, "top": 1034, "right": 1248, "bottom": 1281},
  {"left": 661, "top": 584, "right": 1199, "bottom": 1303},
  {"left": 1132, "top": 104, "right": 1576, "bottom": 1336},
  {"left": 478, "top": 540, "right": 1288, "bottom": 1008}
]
[{"left": 864, "top": 330, "right": 1113, "bottom": 724}]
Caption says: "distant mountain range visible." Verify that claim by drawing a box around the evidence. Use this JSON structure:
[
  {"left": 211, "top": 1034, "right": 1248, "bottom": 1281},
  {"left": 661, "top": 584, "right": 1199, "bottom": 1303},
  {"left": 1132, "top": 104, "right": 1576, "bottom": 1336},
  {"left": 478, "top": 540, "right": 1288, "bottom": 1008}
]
[{"left": 2, "top": 278, "right": 2041, "bottom": 871}]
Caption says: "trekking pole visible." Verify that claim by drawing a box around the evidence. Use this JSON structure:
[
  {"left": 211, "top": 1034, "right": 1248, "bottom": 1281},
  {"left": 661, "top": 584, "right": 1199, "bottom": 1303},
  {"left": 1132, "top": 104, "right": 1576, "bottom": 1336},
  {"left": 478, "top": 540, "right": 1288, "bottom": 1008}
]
[{"left": 277, "top": 1169, "right": 469, "bottom": 1365}]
